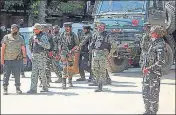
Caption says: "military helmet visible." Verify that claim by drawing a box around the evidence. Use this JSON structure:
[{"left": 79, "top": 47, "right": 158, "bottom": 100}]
[
  {"left": 64, "top": 22, "right": 73, "bottom": 27},
  {"left": 150, "top": 25, "right": 165, "bottom": 37},
  {"left": 33, "top": 23, "right": 42, "bottom": 31}
]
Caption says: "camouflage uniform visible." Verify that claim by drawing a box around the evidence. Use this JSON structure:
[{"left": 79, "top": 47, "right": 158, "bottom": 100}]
[
  {"left": 89, "top": 30, "right": 114, "bottom": 86},
  {"left": 52, "top": 28, "right": 62, "bottom": 83},
  {"left": 142, "top": 25, "right": 165, "bottom": 114},
  {"left": 76, "top": 25, "right": 94, "bottom": 81},
  {"left": 90, "top": 28, "right": 111, "bottom": 92},
  {"left": 140, "top": 22, "right": 152, "bottom": 68},
  {"left": 27, "top": 24, "right": 50, "bottom": 93},
  {"left": 45, "top": 33, "right": 53, "bottom": 84},
  {"left": 59, "top": 22, "right": 79, "bottom": 89}
]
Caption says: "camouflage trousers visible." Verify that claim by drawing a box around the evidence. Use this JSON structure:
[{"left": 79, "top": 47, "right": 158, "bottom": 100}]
[
  {"left": 60, "top": 50, "right": 74, "bottom": 78},
  {"left": 142, "top": 71, "right": 161, "bottom": 114},
  {"left": 91, "top": 50, "right": 107, "bottom": 84},
  {"left": 30, "top": 52, "right": 48, "bottom": 91},
  {"left": 44, "top": 56, "right": 62, "bottom": 82}
]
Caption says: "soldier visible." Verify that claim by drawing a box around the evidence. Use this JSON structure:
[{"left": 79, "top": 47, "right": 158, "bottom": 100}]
[
  {"left": 1, "top": 24, "right": 27, "bottom": 95},
  {"left": 88, "top": 23, "right": 113, "bottom": 87},
  {"left": 142, "top": 25, "right": 166, "bottom": 114},
  {"left": 51, "top": 25, "right": 62, "bottom": 83},
  {"left": 27, "top": 23, "right": 50, "bottom": 93},
  {"left": 43, "top": 25, "right": 53, "bottom": 85},
  {"left": 140, "top": 22, "right": 152, "bottom": 68},
  {"left": 76, "top": 25, "right": 94, "bottom": 81},
  {"left": 58, "top": 22, "right": 79, "bottom": 89},
  {"left": 89, "top": 22, "right": 112, "bottom": 92}
]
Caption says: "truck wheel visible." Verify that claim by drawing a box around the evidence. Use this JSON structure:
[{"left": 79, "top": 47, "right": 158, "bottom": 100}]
[
  {"left": 107, "top": 56, "right": 128, "bottom": 73},
  {"left": 165, "top": 2, "right": 175, "bottom": 34},
  {"left": 164, "top": 34, "right": 175, "bottom": 62},
  {"left": 162, "top": 43, "right": 173, "bottom": 75}
]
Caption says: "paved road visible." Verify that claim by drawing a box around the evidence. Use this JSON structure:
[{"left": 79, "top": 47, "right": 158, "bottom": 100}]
[{"left": 1, "top": 67, "right": 175, "bottom": 114}]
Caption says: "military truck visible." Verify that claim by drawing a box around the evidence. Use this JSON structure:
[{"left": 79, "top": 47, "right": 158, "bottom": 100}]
[
  {"left": 93, "top": 1, "right": 147, "bottom": 72},
  {"left": 93, "top": 0, "right": 175, "bottom": 74}
]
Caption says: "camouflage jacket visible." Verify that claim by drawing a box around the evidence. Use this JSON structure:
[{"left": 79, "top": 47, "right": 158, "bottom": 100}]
[
  {"left": 58, "top": 31, "right": 79, "bottom": 52},
  {"left": 79, "top": 31, "right": 92, "bottom": 53},
  {"left": 29, "top": 32, "right": 50, "bottom": 53},
  {"left": 90, "top": 31, "right": 117, "bottom": 53},
  {"left": 141, "top": 33, "right": 152, "bottom": 53},
  {"left": 52, "top": 32, "right": 61, "bottom": 53},
  {"left": 144, "top": 38, "right": 165, "bottom": 73}
]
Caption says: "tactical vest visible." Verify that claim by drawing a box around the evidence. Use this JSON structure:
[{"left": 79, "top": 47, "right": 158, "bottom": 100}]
[
  {"left": 94, "top": 31, "right": 111, "bottom": 52},
  {"left": 61, "top": 32, "right": 76, "bottom": 51},
  {"left": 4, "top": 34, "right": 23, "bottom": 60},
  {"left": 31, "top": 33, "right": 45, "bottom": 53}
]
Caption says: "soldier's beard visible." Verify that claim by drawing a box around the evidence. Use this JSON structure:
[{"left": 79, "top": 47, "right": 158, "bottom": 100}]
[{"left": 12, "top": 32, "right": 18, "bottom": 36}]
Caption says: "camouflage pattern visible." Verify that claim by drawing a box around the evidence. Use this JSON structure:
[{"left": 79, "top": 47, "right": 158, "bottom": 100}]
[
  {"left": 1, "top": 34, "right": 24, "bottom": 60},
  {"left": 30, "top": 52, "right": 48, "bottom": 91},
  {"left": 59, "top": 31, "right": 79, "bottom": 79},
  {"left": 142, "top": 26, "right": 166, "bottom": 114},
  {"left": 51, "top": 32, "right": 62, "bottom": 79},
  {"left": 29, "top": 32, "right": 50, "bottom": 91},
  {"left": 91, "top": 31, "right": 110, "bottom": 85}
]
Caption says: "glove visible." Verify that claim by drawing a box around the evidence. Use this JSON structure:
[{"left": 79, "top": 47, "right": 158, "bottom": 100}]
[
  {"left": 55, "top": 55, "right": 60, "bottom": 61},
  {"left": 143, "top": 67, "right": 149, "bottom": 74},
  {"left": 48, "top": 51, "right": 53, "bottom": 57}
]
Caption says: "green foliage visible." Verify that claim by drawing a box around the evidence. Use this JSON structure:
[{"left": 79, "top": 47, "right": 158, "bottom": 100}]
[{"left": 59, "top": 1, "right": 85, "bottom": 14}]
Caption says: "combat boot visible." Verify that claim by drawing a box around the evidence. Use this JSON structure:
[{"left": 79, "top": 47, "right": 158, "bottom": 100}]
[
  {"left": 3, "top": 86, "right": 8, "bottom": 95},
  {"left": 94, "top": 82, "right": 103, "bottom": 92},
  {"left": 106, "top": 78, "right": 112, "bottom": 85},
  {"left": 62, "top": 78, "right": 66, "bottom": 90},
  {"left": 55, "top": 77, "right": 62, "bottom": 83},
  {"left": 68, "top": 78, "right": 73, "bottom": 87},
  {"left": 76, "top": 77, "right": 86, "bottom": 81},
  {"left": 88, "top": 80, "right": 98, "bottom": 86},
  {"left": 16, "top": 86, "right": 22, "bottom": 94}
]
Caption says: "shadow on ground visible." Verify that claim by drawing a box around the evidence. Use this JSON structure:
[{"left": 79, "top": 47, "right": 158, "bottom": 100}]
[
  {"left": 104, "top": 89, "right": 142, "bottom": 94},
  {"left": 5, "top": 91, "right": 79, "bottom": 96}
]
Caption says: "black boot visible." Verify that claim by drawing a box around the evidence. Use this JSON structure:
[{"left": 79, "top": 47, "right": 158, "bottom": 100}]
[
  {"left": 16, "top": 86, "right": 22, "bottom": 94},
  {"left": 3, "top": 86, "right": 8, "bottom": 95},
  {"left": 94, "top": 82, "right": 103, "bottom": 92},
  {"left": 76, "top": 77, "right": 86, "bottom": 81},
  {"left": 62, "top": 78, "right": 66, "bottom": 90},
  {"left": 55, "top": 77, "right": 62, "bottom": 83},
  {"left": 106, "top": 78, "right": 112, "bottom": 85},
  {"left": 68, "top": 78, "right": 73, "bottom": 87},
  {"left": 88, "top": 80, "right": 98, "bottom": 86}
]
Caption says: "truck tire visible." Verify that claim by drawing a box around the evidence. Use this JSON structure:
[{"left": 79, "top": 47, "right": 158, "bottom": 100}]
[
  {"left": 162, "top": 43, "right": 173, "bottom": 75},
  {"left": 107, "top": 56, "right": 128, "bottom": 73},
  {"left": 165, "top": 2, "right": 175, "bottom": 34},
  {"left": 164, "top": 34, "right": 175, "bottom": 62}
]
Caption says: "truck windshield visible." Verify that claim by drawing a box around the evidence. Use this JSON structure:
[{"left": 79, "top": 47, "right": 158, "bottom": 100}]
[{"left": 97, "top": 1, "right": 146, "bottom": 13}]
